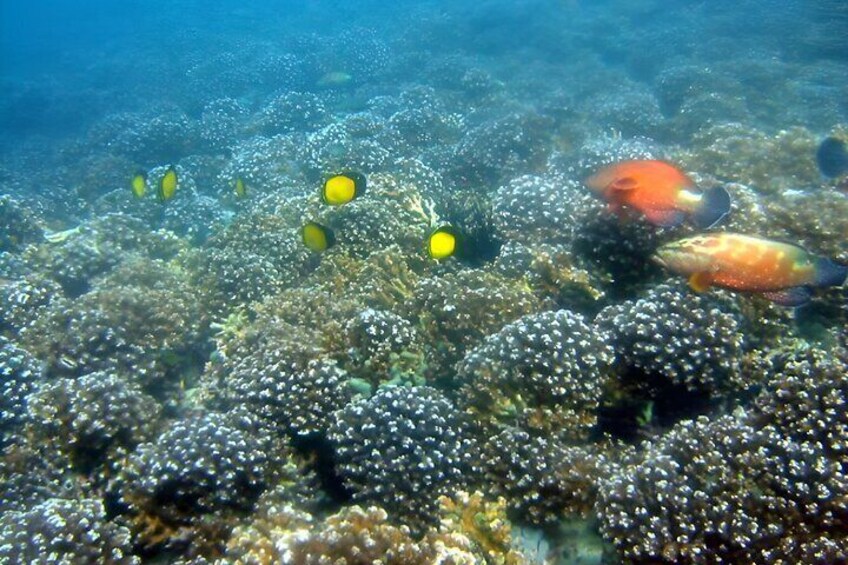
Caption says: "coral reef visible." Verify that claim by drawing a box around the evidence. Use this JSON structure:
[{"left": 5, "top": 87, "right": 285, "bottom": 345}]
[
  {"left": 449, "top": 111, "right": 553, "bottom": 187},
  {"left": 584, "top": 81, "right": 665, "bottom": 139},
  {"left": 3, "top": 3, "right": 848, "bottom": 562},
  {"left": 570, "top": 207, "right": 668, "bottom": 298},
  {"left": 223, "top": 502, "right": 315, "bottom": 564},
  {"left": 289, "top": 169, "right": 437, "bottom": 260},
  {"left": 228, "top": 492, "right": 528, "bottom": 565},
  {"left": 107, "top": 110, "right": 199, "bottom": 163},
  {"left": 0, "top": 337, "right": 43, "bottom": 446},
  {"left": 328, "top": 386, "right": 480, "bottom": 530},
  {"left": 680, "top": 123, "right": 820, "bottom": 194},
  {"left": 493, "top": 241, "right": 604, "bottom": 312},
  {"left": 20, "top": 266, "right": 204, "bottom": 397},
  {"left": 113, "top": 410, "right": 290, "bottom": 556},
  {"left": 570, "top": 132, "right": 663, "bottom": 178},
  {"left": 0, "top": 441, "right": 83, "bottom": 512},
  {"left": 596, "top": 346, "right": 848, "bottom": 564},
  {"left": 285, "top": 506, "right": 427, "bottom": 564},
  {"left": 764, "top": 188, "right": 848, "bottom": 263},
  {"left": 457, "top": 309, "right": 614, "bottom": 440},
  {"left": 436, "top": 490, "right": 526, "bottom": 565},
  {"left": 0, "top": 194, "right": 43, "bottom": 252},
  {"left": 250, "top": 91, "right": 329, "bottom": 136},
  {"left": 301, "top": 121, "right": 394, "bottom": 176},
  {"left": 26, "top": 372, "right": 161, "bottom": 474},
  {"left": 492, "top": 174, "right": 594, "bottom": 247},
  {"left": 198, "top": 97, "right": 249, "bottom": 154},
  {"left": 596, "top": 283, "right": 747, "bottom": 393},
  {"left": 184, "top": 210, "right": 317, "bottom": 314},
  {"left": 219, "top": 134, "right": 305, "bottom": 192},
  {"left": 0, "top": 497, "right": 138, "bottom": 564},
  {"left": 483, "top": 427, "right": 621, "bottom": 525},
  {"left": 406, "top": 269, "right": 541, "bottom": 381},
  {"left": 341, "top": 307, "right": 427, "bottom": 390},
  {"left": 0, "top": 274, "right": 63, "bottom": 336},
  {"left": 20, "top": 213, "right": 186, "bottom": 297},
  {"left": 203, "top": 320, "right": 353, "bottom": 438}
]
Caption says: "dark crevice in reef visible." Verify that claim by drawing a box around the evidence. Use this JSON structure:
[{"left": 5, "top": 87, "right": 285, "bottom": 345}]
[
  {"left": 291, "top": 434, "right": 352, "bottom": 509},
  {"left": 596, "top": 369, "right": 717, "bottom": 444}
]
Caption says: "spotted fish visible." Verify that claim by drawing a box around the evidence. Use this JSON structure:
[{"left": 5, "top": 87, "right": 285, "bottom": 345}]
[{"left": 653, "top": 233, "right": 848, "bottom": 306}]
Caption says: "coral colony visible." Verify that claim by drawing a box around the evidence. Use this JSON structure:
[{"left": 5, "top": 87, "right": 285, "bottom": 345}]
[{"left": 1, "top": 1, "right": 847, "bottom": 563}]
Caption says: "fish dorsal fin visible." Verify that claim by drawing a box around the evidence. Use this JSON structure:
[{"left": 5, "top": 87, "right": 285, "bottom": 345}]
[
  {"left": 688, "top": 272, "right": 713, "bottom": 293},
  {"left": 761, "top": 287, "right": 813, "bottom": 307},
  {"left": 608, "top": 176, "right": 639, "bottom": 192}
]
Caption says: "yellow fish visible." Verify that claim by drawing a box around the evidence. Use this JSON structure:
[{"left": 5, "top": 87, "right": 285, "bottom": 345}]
[
  {"left": 322, "top": 172, "right": 366, "bottom": 206},
  {"left": 234, "top": 178, "right": 247, "bottom": 199},
  {"left": 318, "top": 71, "right": 352, "bottom": 87},
  {"left": 428, "top": 226, "right": 459, "bottom": 260},
  {"left": 131, "top": 171, "right": 146, "bottom": 198},
  {"left": 159, "top": 167, "right": 178, "bottom": 202},
  {"left": 302, "top": 221, "right": 335, "bottom": 253}
]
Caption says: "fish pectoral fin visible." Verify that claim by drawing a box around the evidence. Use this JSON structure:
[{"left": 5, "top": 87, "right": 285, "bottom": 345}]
[
  {"left": 687, "top": 272, "right": 713, "bottom": 293},
  {"left": 607, "top": 176, "right": 639, "bottom": 192},
  {"left": 643, "top": 208, "right": 685, "bottom": 227},
  {"left": 761, "top": 286, "right": 813, "bottom": 307}
]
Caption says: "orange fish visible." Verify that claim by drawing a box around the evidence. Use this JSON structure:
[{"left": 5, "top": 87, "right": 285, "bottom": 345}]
[
  {"left": 586, "top": 160, "right": 731, "bottom": 228},
  {"left": 654, "top": 233, "right": 848, "bottom": 306}
]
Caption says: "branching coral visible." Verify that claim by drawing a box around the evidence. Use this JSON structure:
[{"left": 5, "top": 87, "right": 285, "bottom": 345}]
[
  {"left": 680, "top": 123, "right": 820, "bottom": 194},
  {"left": 0, "top": 275, "right": 63, "bottom": 336},
  {"left": 0, "top": 497, "right": 138, "bottom": 564},
  {"left": 250, "top": 91, "right": 329, "bottom": 136},
  {"left": 202, "top": 320, "right": 353, "bottom": 438},
  {"left": 0, "top": 441, "right": 83, "bottom": 512},
  {"left": 0, "top": 194, "right": 43, "bottom": 253},
  {"left": 457, "top": 309, "right": 614, "bottom": 441},
  {"left": 0, "top": 338, "right": 42, "bottom": 447},
  {"left": 596, "top": 346, "right": 848, "bottom": 564},
  {"left": 286, "top": 506, "right": 427, "bottom": 565},
  {"left": 436, "top": 490, "right": 526, "bottom": 565},
  {"left": 328, "top": 386, "right": 480, "bottom": 530},
  {"left": 26, "top": 372, "right": 161, "bottom": 475},
  {"left": 448, "top": 111, "right": 553, "bottom": 187},
  {"left": 227, "top": 490, "right": 530, "bottom": 564},
  {"left": 596, "top": 283, "right": 746, "bottom": 394},
  {"left": 570, "top": 207, "right": 668, "bottom": 298},
  {"left": 483, "top": 428, "right": 617, "bottom": 525},
  {"left": 21, "top": 213, "right": 186, "bottom": 297},
  {"left": 21, "top": 267, "right": 204, "bottom": 397},
  {"left": 113, "top": 410, "right": 293, "bottom": 557},
  {"left": 184, "top": 211, "right": 317, "bottom": 315},
  {"left": 405, "top": 269, "right": 541, "bottom": 381},
  {"left": 342, "top": 307, "right": 427, "bottom": 391},
  {"left": 492, "top": 174, "right": 594, "bottom": 248}
]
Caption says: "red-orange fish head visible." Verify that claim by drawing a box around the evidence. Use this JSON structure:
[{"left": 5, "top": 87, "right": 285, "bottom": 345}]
[
  {"left": 586, "top": 160, "right": 731, "bottom": 228},
  {"left": 586, "top": 160, "right": 695, "bottom": 222}
]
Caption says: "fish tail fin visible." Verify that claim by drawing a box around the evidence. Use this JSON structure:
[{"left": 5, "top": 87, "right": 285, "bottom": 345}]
[
  {"left": 813, "top": 257, "right": 848, "bottom": 288},
  {"left": 691, "top": 185, "right": 731, "bottom": 229},
  {"left": 762, "top": 287, "right": 813, "bottom": 307}
]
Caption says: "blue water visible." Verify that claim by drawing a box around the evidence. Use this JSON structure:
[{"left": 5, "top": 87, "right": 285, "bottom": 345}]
[{"left": 1, "top": 1, "right": 847, "bottom": 563}]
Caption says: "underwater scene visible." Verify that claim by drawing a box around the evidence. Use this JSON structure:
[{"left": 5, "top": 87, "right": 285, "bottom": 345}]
[{"left": 1, "top": 0, "right": 847, "bottom": 563}]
